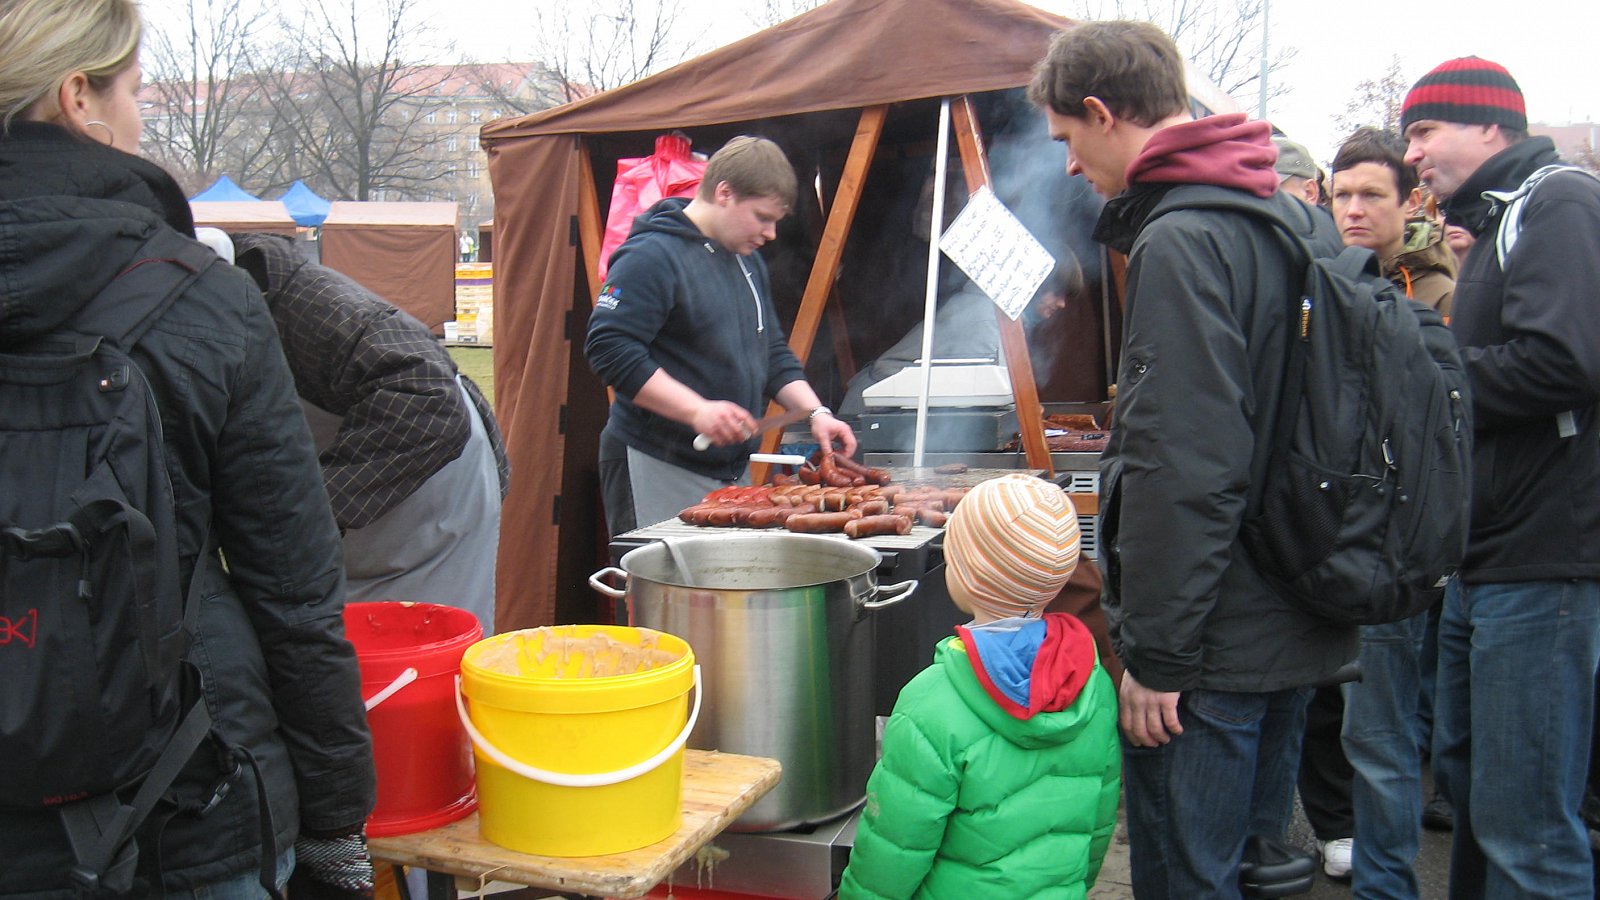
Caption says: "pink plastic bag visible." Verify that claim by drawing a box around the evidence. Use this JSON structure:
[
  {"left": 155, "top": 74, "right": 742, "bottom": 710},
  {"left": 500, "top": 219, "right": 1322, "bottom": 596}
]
[{"left": 598, "top": 132, "right": 707, "bottom": 282}]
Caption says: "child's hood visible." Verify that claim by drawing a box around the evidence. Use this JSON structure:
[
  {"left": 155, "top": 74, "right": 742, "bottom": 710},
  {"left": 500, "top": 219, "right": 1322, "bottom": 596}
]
[{"left": 939, "top": 613, "right": 1102, "bottom": 749}]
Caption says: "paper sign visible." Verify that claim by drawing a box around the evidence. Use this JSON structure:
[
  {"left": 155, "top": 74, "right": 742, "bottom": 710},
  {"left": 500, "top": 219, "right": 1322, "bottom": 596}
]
[{"left": 937, "top": 185, "right": 1056, "bottom": 320}]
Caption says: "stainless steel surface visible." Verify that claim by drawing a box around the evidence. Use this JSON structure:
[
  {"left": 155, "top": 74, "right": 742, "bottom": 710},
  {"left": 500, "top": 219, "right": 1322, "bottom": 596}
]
[
  {"left": 618, "top": 516, "right": 940, "bottom": 553},
  {"left": 660, "top": 807, "right": 861, "bottom": 898},
  {"left": 606, "top": 533, "right": 917, "bottom": 832}
]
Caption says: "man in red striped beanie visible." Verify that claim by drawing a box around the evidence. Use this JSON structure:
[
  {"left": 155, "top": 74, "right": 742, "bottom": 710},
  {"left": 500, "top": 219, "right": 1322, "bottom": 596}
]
[{"left": 1403, "top": 56, "right": 1600, "bottom": 898}]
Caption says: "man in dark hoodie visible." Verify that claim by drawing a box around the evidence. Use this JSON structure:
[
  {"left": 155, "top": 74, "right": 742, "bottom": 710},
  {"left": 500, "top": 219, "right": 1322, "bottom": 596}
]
[
  {"left": 585, "top": 135, "right": 855, "bottom": 534},
  {"left": 1401, "top": 57, "right": 1600, "bottom": 897},
  {"left": 1029, "top": 21, "right": 1355, "bottom": 896}
]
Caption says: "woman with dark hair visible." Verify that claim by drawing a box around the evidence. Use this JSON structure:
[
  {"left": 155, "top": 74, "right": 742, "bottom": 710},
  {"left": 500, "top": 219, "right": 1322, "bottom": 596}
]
[{"left": 0, "top": 1, "right": 375, "bottom": 896}]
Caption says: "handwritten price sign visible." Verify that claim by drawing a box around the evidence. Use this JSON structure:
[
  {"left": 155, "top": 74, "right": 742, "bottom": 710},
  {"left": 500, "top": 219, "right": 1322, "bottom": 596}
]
[{"left": 937, "top": 185, "right": 1056, "bottom": 320}]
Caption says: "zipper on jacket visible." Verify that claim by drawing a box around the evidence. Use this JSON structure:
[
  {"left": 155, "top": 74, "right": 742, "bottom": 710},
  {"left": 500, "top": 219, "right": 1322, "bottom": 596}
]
[{"left": 736, "top": 256, "right": 765, "bottom": 334}]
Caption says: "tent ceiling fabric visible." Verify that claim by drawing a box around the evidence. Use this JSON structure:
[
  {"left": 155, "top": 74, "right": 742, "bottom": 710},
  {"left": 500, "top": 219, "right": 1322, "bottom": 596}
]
[
  {"left": 278, "top": 180, "right": 331, "bottom": 227},
  {"left": 484, "top": 0, "right": 1068, "bottom": 142},
  {"left": 189, "top": 174, "right": 260, "bottom": 202},
  {"left": 483, "top": 0, "right": 1086, "bottom": 632}
]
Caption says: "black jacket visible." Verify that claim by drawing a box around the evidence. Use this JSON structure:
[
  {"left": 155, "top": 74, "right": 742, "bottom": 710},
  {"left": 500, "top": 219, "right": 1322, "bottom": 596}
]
[
  {"left": 0, "top": 123, "right": 375, "bottom": 896},
  {"left": 584, "top": 198, "right": 806, "bottom": 480},
  {"left": 1442, "top": 137, "right": 1600, "bottom": 582},
  {"left": 1096, "top": 182, "right": 1357, "bottom": 693}
]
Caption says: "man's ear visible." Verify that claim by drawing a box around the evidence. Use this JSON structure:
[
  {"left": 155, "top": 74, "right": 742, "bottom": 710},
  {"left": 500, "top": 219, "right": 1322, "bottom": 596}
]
[
  {"left": 712, "top": 180, "right": 737, "bottom": 205},
  {"left": 1407, "top": 187, "right": 1424, "bottom": 215},
  {"left": 1081, "top": 96, "right": 1116, "bottom": 132}
]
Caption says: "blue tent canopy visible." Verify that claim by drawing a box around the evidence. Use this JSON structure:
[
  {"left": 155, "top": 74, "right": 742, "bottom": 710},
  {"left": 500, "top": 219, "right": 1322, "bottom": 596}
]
[
  {"left": 279, "top": 180, "right": 331, "bottom": 227},
  {"left": 189, "top": 175, "right": 258, "bottom": 202}
]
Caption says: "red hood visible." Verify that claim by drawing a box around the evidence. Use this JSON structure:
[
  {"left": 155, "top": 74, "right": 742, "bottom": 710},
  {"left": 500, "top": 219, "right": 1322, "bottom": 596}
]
[{"left": 1126, "top": 114, "right": 1280, "bottom": 198}]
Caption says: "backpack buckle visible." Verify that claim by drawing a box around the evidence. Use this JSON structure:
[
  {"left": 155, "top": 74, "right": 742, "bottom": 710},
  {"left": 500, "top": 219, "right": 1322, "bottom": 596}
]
[{"left": 193, "top": 756, "right": 243, "bottom": 816}]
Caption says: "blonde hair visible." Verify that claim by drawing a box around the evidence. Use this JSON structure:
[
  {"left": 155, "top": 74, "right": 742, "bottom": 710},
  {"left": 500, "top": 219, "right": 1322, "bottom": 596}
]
[
  {"left": 697, "top": 135, "right": 797, "bottom": 209},
  {"left": 0, "top": 0, "right": 141, "bottom": 130}
]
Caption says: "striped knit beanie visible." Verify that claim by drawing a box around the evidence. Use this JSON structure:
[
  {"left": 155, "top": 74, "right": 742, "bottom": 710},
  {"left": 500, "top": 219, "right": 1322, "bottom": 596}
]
[
  {"left": 944, "top": 474, "right": 1080, "bottom": 619},
  {"left": 1401, "top": 57, "right": 1526, "bottom": 134}
]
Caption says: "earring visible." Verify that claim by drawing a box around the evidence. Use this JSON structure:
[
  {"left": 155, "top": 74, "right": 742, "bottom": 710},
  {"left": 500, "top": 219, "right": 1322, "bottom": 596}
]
[{"left": 83, "top": 119, "right": 116, "bottom": 146}]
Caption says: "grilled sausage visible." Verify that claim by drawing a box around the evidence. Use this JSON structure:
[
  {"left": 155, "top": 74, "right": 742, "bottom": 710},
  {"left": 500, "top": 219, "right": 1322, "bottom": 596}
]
[
  {"left": 844, "top": 515, "right": 913, "bottom": 539},
  {"left": 784, "top": 511, "right": 860, "bottom": 533}
]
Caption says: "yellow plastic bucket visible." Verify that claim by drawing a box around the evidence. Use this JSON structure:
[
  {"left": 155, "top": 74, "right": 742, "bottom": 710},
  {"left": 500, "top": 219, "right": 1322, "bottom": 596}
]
[{"left": 456, "top": 624, "right": 699, "bottom": 857}]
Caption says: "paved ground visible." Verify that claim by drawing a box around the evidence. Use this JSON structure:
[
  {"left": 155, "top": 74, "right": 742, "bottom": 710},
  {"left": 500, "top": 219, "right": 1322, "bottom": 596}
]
[{"left": 1089, "top": 789, "right": 1454, "bottom": 899}]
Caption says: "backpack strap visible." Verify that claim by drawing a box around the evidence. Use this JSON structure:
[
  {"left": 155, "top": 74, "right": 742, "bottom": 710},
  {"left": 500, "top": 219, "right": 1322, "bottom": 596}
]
[
  {"left": 66, "top": 227, "right": 219, "bottom": 350},
  {"left": 1485, "top": 164, "right": 1598, "bottom": 269}
]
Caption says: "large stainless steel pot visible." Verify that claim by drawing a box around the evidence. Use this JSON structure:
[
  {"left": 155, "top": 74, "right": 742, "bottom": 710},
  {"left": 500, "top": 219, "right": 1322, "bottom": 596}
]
[{"left": 589, "top": 532, "right": 916, "bottom": 831}]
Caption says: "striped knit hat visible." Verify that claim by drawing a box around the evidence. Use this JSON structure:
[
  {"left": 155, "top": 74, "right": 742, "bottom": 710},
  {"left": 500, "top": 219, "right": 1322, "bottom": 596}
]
[
  {"left": 1401, "top": 57, "right": 1526, "bottom": 134},
  {"left": 944, "top": 474, "right": 1080, "bottom": 619}
]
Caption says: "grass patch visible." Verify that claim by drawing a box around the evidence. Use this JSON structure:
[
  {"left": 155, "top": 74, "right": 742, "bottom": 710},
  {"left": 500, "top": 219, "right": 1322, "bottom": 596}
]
[{"left": 449, "top": 346, "right": 494, "bottom": 407}]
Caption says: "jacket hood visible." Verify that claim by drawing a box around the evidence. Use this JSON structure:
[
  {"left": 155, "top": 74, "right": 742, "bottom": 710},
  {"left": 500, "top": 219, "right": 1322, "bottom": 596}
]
[
  {"left": 0, "top": 122, "right": 194, "bottom": 344},
  {"left": 1126, "top": 114, "right": 1281, "bottom": 199},
  {"left": 1441, "top": 135, "right": 1560, "bottom": 236},
  {"left": 941, "top": 613, "right": 1100, "bottom": 749},
  {"left": 1386, "top": 218, "right": 1457, "bottom": 282}
]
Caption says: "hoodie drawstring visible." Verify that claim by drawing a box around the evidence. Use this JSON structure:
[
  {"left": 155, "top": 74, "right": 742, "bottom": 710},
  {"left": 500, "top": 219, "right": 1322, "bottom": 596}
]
[{"left": 736, "top": 255, "right": 764, "bottom": 334}]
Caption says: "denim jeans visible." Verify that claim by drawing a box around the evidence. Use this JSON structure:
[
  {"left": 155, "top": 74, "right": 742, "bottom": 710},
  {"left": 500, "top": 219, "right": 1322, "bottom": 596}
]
[
  {"left": 1342, "top": 609, "right": 1429, "bottom": 899},
  {"left": 1123, "top": 686, "right": 1312, "bottom": 899},
  {"left": 166, "top": 849, "right": 294, "bottom": 900},
  {"left": 1433, "top": 578, "right": 1600, "bottom": 899}
]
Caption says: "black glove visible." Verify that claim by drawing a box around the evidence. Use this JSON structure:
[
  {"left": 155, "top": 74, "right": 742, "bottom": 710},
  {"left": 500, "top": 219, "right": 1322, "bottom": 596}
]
[{"left": 291, "top": 831, "right": 374, "bottom": 900}]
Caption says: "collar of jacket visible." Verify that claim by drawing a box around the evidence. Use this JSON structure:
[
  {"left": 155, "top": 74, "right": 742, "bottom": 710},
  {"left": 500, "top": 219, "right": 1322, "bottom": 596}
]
[
  {"left": 1385, "top": 218, "right": 1456, "bottom": 281},
  {"left": 1441, "top": 135, "right": 1560, "bottom": 236},
  {"left": 1093, "top": 182, "right": 1179, "bottom": 255}
]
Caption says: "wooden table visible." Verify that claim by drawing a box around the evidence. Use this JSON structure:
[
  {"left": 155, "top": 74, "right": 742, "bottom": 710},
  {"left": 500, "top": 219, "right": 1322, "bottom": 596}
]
[{"left": 368, "top": 749, "right": 781, "bottom": 900}]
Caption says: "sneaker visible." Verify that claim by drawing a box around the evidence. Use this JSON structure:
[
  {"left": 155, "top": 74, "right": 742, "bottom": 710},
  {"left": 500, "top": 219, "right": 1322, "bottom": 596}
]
[
  {"left": 1320, "top": 837, "right": 1353, "bottom": 880},
  {"left": 1423, "top": 792, "right": 1455, "bottom": 831}
]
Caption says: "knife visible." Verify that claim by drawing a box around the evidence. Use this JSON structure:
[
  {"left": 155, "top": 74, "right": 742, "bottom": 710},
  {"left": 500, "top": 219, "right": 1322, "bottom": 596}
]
[{"left": 693, "top": 405, "right": 812, "bottom": 451}]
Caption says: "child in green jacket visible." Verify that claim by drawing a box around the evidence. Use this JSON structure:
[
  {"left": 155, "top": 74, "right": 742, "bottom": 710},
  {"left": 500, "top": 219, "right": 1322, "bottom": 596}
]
[{"left": 839, "top": 473, "right": 1121, "bottom": 899}]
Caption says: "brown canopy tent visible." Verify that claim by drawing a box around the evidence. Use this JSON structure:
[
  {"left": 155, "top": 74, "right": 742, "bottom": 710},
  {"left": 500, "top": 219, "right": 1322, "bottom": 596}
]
[
  {"left": 319, "top": 201, "right": 459, "bottom": 331},
  {"left": 189, "top": 200, "right": 298, "bottom": 236},
  {"left": 481, "top": 0, "right": 1234, "bottom": 631}
]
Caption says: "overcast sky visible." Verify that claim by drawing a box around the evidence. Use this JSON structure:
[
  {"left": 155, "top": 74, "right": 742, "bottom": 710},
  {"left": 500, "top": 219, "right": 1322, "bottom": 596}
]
[{"left": 402, "top": 0, "right": 1598, "bottom": 167}]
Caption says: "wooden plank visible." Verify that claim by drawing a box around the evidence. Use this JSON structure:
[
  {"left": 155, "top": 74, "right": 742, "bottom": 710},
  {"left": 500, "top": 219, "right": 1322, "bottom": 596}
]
[
  {"left": 368, "top": 750, "right": 781, "bottom": 900},
  {"left": 950, "top": 96, "right": 1053, "bottom": 477},
  {"left": 755, "top": 105, "right": 888, "bottom": 479}
]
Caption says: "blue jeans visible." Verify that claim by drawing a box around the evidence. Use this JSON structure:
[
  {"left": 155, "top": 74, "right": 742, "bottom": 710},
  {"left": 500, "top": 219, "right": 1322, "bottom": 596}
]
[
  {"left": 1123, "top": 686, "right": 1312, "bottom": 899},
  {"left": 166, "top": 849, "right": 294, "bottom": 900},
  {"left": 1434, "top": 578, "right": 1600, "bottom": 899},
  {"left": 1343, "top": 610, "right": 1429, "bottom": 899}
]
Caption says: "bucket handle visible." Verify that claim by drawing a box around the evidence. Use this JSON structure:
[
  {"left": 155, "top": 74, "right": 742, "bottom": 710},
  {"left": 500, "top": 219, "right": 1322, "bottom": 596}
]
[
  {"left": 363, "top": 667, "right": 419, "bottom": 711},
  {"left": 860, "top": 579, "right": 918, "bottom": 611},
  {"left": 588, "top": 566, "right": 628, "bottom": 600},
  {"left": 453, "top": 666, "right": 702, "bottom": 788}
]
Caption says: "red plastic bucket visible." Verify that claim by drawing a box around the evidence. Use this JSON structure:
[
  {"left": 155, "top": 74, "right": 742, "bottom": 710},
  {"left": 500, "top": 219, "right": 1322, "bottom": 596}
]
[{"left": 344, "top": 601, "right": 483, "bottom": 836}]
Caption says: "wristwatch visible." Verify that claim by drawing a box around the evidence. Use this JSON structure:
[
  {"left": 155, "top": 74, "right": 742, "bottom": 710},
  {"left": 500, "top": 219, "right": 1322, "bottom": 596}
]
[{"left": 808, "top": 405, "right": 833, "bottom": 421}]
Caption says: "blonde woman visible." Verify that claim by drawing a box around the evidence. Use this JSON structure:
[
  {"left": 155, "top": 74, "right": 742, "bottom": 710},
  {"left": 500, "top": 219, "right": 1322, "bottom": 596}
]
[{"left": 0, "top": 1, "right": 375, "bottom": 897}]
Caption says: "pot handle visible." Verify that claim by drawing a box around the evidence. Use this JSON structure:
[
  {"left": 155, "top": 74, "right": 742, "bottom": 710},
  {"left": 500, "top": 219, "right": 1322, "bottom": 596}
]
[
  {"left": 363, "top": 667, "right": 418, "bottom": 711},
  {"left": 588, "top": 566, "right": 628, "bottom": 600},
  {"left": 861, "top": 579, "right": 918, "bottom": 611},
  {"left": 454, "top": 666, "right": 702, "bottom": 788}
]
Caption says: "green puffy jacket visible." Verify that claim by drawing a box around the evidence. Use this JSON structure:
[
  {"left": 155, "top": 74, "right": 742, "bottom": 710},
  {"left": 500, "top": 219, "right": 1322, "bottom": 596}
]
[{"left": 839, "top": 613, "right": 1121, "bottom": 899}]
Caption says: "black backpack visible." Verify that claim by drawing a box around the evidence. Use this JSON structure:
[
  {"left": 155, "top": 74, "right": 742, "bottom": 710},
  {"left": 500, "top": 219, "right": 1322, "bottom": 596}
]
[
  {"left": 1156, "top": 197, "right": 1472, "bottom": 625},
  {"left": 0, "top": 228, "right": 226, "bottom": 893}
]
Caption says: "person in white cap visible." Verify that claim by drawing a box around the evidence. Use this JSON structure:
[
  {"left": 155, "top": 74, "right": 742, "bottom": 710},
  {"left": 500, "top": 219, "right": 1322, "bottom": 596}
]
[{"left": 839, "top": 474, "right": 1120, "bottom": 899}]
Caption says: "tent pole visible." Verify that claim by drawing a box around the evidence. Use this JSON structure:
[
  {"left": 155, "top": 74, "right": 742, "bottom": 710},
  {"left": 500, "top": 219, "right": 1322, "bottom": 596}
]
[
  {"left": 950, "top": 96, "right": 1053, "bottom": 476},
  {"left": 912, "top": 100, "right": 953, "bottom": 469},
  {"left": 577, "top": 139, "right": 605, "bottom": 303},
  {"left": 754, "top": 104, "right": 887, "bottom": 474}
]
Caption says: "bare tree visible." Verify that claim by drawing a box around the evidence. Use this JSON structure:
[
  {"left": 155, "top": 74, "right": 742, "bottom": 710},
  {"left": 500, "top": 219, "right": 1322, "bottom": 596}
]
[
  {"left": 258, "top": 0, "right": 457, "bottom": 200},
  {"left": 1574, "top": 140, "right": 1600, "bottom": 176},
  {"left": 142, "top": 0, "right": 275, "bottom": 194},
  {"left": 745, "top": 0, "right": 825, "bottom": 29},
  {"left": 1063, "top": 0, "right": 1296, "bottom": 109},
  {"left": 516, "top": 0, "right": 692, "bottom": 108},
  {"left": 1332, "top": 55, "right": 1408, "bottom": 140}
]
